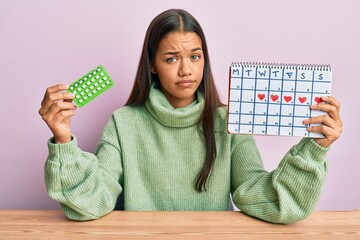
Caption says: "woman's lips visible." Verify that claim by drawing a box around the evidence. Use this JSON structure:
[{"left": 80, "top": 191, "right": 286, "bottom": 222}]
[{"left": 176, "top": 80, "right": 195, "bottom": 88}]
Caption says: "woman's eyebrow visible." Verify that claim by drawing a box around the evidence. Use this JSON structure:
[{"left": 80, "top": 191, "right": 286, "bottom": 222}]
[
  {"left": 191, "top": 47, "right": 202, "bottom": 52},
  {"left": 163, "top": 51, "right": 180, "bottom": 55},
  {"left": 163, "top": 48, "right": 203, "bottom": 55}
]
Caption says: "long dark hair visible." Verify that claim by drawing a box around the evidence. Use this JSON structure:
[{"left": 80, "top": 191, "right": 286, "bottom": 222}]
[{"left": 126, "top": 9, "right": 223, "bottom": 192}]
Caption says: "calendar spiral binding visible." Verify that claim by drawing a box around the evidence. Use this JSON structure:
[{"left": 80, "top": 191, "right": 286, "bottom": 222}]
[{"left": 231, "top": 62, "right": 331, "bottom": 71}]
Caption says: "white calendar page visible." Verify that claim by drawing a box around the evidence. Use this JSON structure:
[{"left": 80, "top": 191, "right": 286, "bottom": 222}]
[{"left": 227, "top": 63, "right": 332, "bottom": 138}]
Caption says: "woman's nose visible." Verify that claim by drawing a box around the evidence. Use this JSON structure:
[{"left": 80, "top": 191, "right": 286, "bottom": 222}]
[{"left": 178, "top": 59, "right": 192, "bottom": 77}]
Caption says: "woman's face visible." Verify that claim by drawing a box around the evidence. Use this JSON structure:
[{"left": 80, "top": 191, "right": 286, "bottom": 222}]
[{"left": 152, "top": 31, "right": 204, "bottom": 108}]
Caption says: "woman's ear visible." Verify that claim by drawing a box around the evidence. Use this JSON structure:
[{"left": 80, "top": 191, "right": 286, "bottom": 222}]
[{"left": 150, "top": 65, "right": 157, "bottom": 74}]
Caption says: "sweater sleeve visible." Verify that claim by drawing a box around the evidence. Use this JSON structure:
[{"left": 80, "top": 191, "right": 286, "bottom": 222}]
[
  {"left": 44, "top": 116, "right": 123, "bottom": 221},
  {"left": 231, "top": 135, "right": 329, "bottom": 224}
]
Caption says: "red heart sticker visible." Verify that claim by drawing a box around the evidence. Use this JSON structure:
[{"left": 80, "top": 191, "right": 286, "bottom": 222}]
[
  {"left": 284, "top": 96, "right": 292, "bottom": 102},
  {"left": 298, "top": 97, "right": 307, "bottom": 103},
  {"left": 271, "top": 94, "right": 279, "bottom": 102},
  {"left": 315, "top": 97, "right": 323, "bottom": 104},
  {"left": 258, "top": 94, "right": 266, "bottom": 101}
]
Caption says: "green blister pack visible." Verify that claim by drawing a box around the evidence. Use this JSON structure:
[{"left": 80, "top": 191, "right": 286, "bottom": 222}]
[{"left": 67, "top": 65, "right": 114, "bottom": 107}]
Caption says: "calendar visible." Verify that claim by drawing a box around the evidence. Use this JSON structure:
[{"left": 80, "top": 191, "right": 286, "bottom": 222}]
[{"left": 227, "top": 62, "right": 332, "bottom": 138}]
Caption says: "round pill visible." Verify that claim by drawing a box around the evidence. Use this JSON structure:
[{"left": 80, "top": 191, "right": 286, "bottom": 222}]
[
  {"left": 81, "top": 92, "right": 85, "bottom": 95},
  {"left": 97, "top": 68, "right": 101, "bottom": 72},
  {"left": 88, "top": 93, "right": 92, "bottom": 97},
  {"left": 102, "top": 84, "right": 105, "bottom": 87},
  {"left": 84, "top": 77, "right": 88, "bottom": 81},
  {"left": 97, "top": 87, "right": 101, "bottom": 90},
  {"left": 99, "top": 80, "right": 103, "bottom": 83},
  {"left": 106, "top": 80, "right": 110, "bottom": 84},
  {"left": 85, "top": 89, "right": 89, "bottom": 92},
  {"left": 100, "top": 72, "right": 104, "bottom": 76},
  {"left": 84, "top": 96, "right": 88, "bottom": 100},
  {"left": 74, "top": 83, "right": 78, "bottom": 87},
  {"left": 96, "top": 75, "right": 100, "bottom": 79},
  {"left": 90, "top": 86, "right": 94, "bottom": 90},
  {"left": 88, "top": 74, "right": 92, "bottom": 78},
  {"left": 91, "top": 78, "right": 95, "bottom": 82},
  {"left": 76, "top": 95, "right": 80, "bottom": 99},
  {"left": 70, "top": 86, "right": 74, "bottom": 90},
  {"left": 94, "top": 83, "right": 98, "bottom": 86},
  {"left": 79, "top": 80, "right": 83, "bottom": 84},
  {"left": 92, "top": 71, "right": 96, "bottom": 75},
  {"left": 77, "top": 87, "right": 82, "bottom": 91},
  {"left": 103, "top": 77, "right": 108, "bottom": 80},
  {"left": 92, "top": 90, "right": 96, "bottom": 94},
  {"left": 73, "top": 91, "right": 77, "bottom": 95},
  {"left": 87, "top": 81, "right": 91, "bottom": 85}
]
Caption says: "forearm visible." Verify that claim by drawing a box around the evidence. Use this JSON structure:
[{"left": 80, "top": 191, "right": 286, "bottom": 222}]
[
  {"left": 232, "top": 137, "right": 329, "bottom": 224},
  {"left": 45, "top": 136, "right": 122, "bottom": 221}
]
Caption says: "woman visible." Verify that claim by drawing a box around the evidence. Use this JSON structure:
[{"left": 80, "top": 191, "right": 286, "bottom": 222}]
[{"left": 38, "top": 9, "right": 342, "bottom": 223}]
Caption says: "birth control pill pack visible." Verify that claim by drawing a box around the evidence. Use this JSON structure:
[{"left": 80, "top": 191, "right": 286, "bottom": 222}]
[{"left": 67, "top": 65, "right": 114, "bottom": 107}]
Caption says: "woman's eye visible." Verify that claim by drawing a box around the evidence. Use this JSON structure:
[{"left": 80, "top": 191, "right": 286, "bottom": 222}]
[
  {"left": 191, "top": 55, "right": 201, "bottom": 61},
  {"left": 166, "top": 57, "right": 177, "bottom": 63}
]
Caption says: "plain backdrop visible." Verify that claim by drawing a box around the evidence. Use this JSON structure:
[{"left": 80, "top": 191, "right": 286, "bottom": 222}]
[{"left": 0, "top": 0, "right": 359, "bottom": 210}]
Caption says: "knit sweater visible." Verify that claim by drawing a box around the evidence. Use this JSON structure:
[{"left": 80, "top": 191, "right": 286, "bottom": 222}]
[{"left": 45, "top": 84, "right": 329, "bottom": 224}]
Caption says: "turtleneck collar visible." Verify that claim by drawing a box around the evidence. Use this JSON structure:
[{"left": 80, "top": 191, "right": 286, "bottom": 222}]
[{"left": 145, "top": 84, "right": 204, "bottom": 128}]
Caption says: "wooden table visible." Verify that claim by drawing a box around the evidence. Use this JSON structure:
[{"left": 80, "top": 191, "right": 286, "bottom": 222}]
[{"left": 0, "top": 210, "right": 359, "bottom": 239}]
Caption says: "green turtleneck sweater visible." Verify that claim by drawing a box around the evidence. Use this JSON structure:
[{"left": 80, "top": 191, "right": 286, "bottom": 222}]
[{"left": 45, "top": 85, "right": 329, "bottom": 224}]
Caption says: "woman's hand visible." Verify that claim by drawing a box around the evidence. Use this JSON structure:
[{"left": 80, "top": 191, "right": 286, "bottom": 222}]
[
  {"left": 38, "top": 84, "right": 77, "bottom": 144},
  {"left": 304, "top": 96, "right": 342, "bottom": 148}
]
